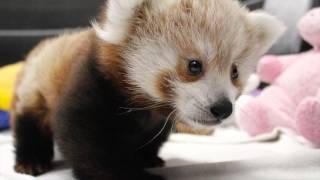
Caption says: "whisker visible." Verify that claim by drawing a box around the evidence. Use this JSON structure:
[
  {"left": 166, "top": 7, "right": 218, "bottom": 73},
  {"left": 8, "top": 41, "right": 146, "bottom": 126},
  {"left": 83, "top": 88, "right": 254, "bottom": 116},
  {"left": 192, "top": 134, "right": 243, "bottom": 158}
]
[
  {"left": 170, "top": 113, "right": 178, "bottom": 134},
  {"left": 136, "top": 109, "right": 177, "bottom": 150},
  {"left": 118, "top": 102, "right": 171, "bottom": 115},
  {"left": 120, "top": 103, "right": 167, "bottom": 111}
]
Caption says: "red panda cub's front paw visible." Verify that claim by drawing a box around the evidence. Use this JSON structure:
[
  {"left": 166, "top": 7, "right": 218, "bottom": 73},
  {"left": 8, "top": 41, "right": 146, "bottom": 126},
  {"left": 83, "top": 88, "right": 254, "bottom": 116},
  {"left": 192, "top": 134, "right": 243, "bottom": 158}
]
[{"left": 14, "top": 163, "right": 52, "bottom": 176}]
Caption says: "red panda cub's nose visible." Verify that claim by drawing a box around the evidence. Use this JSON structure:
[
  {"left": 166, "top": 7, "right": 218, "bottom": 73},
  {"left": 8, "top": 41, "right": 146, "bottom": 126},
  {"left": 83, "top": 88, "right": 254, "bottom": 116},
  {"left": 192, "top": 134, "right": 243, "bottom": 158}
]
[{"left": 210, "top": 99, "right": 233, "bottom": 120}]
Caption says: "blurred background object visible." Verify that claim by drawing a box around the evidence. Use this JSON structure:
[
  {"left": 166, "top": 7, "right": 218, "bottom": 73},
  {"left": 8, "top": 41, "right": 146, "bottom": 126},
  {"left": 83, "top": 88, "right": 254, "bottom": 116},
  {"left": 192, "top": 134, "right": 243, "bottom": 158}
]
[
  {"left": 0, "top": 0, "right": 319, "bottom": 66},
  {"left": 0, "top": 0, "right": 105, "bottom": 66},
  {"left": 0, "top": 0, "right": 264, "bottom": 67},
  {"left": 240, "top": 0, "right": 265, "bottom": 9},
  {"left": 265, "top": 0, "right": 316, "bottom": 54}
]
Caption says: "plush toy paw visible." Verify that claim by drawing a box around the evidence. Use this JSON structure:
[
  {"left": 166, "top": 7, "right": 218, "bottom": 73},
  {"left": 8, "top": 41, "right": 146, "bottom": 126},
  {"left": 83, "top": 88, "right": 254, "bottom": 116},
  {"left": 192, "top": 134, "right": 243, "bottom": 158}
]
[
  {"left": 236, "top": 96, "right": 273, "bottom": 136},
  {"left": 257, "top": 56, "right": 283, "bottom": 83},
  {"left": 296, "top": 97, "right": 320, "bottom": 147}
]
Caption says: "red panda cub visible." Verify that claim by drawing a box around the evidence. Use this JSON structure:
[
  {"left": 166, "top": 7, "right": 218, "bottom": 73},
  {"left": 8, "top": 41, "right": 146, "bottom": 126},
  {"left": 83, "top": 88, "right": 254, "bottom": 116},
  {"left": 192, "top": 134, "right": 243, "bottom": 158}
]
[{"left": 11, "top": 0, "right": 285, "bottom": 179}]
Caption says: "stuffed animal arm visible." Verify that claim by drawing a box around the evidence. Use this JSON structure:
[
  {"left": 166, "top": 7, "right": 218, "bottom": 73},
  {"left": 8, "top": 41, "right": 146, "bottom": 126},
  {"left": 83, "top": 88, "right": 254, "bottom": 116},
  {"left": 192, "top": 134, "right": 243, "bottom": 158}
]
[
  {"left": 258, "top": 7, "right": 320, "bottom": 84},
  {"left": 258, "top": 54, "right": 303, "bottom": 83}
]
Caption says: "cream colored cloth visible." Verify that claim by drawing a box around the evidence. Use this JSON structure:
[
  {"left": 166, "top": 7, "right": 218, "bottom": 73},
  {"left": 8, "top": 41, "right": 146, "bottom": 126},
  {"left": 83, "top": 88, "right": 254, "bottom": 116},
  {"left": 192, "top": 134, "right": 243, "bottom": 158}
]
[{"left": 1, "top": 126, "right": 320, "bottom": 180}]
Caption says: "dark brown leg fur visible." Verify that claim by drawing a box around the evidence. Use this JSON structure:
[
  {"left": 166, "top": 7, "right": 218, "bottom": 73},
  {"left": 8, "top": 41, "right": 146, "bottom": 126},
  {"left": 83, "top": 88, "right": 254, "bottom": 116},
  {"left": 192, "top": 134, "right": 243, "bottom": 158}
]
[{"left": 14, "top": 112, "right": 53, "bottom": 176}]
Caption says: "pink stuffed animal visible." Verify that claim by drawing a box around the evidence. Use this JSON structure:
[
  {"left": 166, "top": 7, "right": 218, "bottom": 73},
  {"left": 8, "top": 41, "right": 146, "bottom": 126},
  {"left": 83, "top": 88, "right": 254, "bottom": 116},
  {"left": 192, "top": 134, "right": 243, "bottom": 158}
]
[{"left": 236, "top": 8, "right": 320, "bottom": 147}]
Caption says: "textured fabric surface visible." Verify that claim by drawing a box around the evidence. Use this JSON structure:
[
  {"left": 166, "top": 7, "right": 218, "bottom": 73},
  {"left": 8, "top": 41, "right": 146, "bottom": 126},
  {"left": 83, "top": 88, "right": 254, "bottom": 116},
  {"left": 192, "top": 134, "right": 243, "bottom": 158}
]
[{"left": 1, "top": 126, "right": 320, "bottom": 180}]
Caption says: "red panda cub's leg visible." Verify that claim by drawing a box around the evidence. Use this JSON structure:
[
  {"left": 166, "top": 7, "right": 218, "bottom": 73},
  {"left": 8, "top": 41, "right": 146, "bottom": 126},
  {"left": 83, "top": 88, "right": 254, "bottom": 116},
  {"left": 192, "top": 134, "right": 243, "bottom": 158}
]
[{"left": 12, "top": 89, "right": 53, "bottom": 176}]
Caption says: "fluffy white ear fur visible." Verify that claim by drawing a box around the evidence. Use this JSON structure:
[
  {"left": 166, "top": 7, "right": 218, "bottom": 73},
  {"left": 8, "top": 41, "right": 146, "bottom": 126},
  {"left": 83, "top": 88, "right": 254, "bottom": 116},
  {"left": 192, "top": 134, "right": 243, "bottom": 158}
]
[
  {"left": 248, "top": 11, "right": 286, "bottom": 53},
  {"left": 93, "top": 0, "right": 145, "bottom": 44}
]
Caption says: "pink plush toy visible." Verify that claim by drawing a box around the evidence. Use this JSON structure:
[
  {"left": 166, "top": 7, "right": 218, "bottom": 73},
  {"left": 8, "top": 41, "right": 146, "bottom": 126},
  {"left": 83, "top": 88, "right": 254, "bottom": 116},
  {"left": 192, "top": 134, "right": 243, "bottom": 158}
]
[{"left": 236, "top": 8, "right": 320, "bottom": 147}]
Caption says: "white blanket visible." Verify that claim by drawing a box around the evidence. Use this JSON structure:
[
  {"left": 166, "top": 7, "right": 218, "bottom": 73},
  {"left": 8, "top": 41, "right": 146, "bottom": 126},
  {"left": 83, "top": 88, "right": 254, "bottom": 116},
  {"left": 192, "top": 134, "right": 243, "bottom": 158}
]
[{"left": 1, "top": 127, "right": 320, "bottom": 180}]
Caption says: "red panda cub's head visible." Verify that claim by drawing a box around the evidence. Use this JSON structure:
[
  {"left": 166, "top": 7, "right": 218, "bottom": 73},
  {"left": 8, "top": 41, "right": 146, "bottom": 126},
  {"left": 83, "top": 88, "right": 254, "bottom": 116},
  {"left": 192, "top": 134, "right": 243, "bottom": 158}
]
[{"left": 94, "top": 0, "right": 285, "bottom": 128}]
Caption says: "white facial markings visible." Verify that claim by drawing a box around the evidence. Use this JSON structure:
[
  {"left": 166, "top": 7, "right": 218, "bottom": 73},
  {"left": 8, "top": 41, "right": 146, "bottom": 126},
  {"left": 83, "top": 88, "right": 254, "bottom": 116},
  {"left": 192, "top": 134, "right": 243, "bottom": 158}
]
[
  {"left": 126, "top": 39, "right": 178, "bottom": 101},
  {"left": 174, "top": 68, "right": 239, "bottom": 128},
  {"left": 112, "top": 0, "right": 285, "bottom": 128}
]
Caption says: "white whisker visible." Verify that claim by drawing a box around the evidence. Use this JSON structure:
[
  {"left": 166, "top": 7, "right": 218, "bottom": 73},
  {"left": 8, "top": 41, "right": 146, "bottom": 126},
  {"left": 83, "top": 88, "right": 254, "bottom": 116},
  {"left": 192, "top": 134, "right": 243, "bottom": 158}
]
[
  {"left": 170, "top": 113, "right": 178, "bottom": 133},
  {"left": 118, "top": 102, "right": 169, "bottom": 115},
  {"left": 136, "top": 109, "right": 177, "bottom": 150}
]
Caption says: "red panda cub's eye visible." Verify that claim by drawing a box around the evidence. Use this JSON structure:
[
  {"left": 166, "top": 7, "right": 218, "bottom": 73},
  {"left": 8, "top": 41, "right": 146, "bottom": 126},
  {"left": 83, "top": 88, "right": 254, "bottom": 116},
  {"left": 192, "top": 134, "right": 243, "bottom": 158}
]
[
  {"left": 231, "top": 63, "right": 239, "bottom": 81},
  {"left": 188, "top": 59, "right": 202, "bottom": 76}
]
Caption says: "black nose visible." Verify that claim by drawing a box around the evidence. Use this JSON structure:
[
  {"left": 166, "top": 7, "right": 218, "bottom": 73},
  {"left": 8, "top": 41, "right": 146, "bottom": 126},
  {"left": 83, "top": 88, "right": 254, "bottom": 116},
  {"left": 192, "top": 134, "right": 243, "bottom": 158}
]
[{"left": 210, "top": 99, "right": 233, "bottom": 120}]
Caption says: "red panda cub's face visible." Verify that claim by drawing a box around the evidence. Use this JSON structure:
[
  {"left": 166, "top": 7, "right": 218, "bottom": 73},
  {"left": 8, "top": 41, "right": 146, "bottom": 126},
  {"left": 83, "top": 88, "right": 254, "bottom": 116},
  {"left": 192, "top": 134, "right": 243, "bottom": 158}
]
[{"left": 94, "top": 0, "right": 285, "bottom": 128}]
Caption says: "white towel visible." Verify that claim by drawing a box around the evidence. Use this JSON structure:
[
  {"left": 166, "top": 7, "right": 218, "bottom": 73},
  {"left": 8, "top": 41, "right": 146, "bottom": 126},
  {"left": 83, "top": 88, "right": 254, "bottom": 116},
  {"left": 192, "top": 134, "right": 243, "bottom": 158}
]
[{"left": 1, "top": 126, "right": 320, "bottom": 180}]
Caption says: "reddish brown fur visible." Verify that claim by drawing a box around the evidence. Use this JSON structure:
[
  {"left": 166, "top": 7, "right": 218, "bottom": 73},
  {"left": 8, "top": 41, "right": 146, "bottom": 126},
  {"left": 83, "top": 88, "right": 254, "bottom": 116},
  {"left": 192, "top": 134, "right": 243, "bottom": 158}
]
[
  {"left": 11, "top": 0, "right": 285, "bottom": 178},
  {"left": 155, "top": 71, "right": 175, "bottom": 100},
  {"left": 96, "top": 41, "right": 125, "bottom": 85},
  {"left": 11, "top": 30, "right": 96, "bottom": 129},
  {"left": 175, "top": 121, "right": 213, "bottom": 135}
]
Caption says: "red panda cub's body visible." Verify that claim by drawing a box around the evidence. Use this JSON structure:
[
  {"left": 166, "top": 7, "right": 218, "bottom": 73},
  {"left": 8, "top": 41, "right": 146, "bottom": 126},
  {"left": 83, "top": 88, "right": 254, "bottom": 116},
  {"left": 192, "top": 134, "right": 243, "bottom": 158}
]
[
  {"left": 12, "top": 0, "right": 285, "bottom": 179},
  {"left": 12, "top": 29, "right": 96, "bottom": 175}
]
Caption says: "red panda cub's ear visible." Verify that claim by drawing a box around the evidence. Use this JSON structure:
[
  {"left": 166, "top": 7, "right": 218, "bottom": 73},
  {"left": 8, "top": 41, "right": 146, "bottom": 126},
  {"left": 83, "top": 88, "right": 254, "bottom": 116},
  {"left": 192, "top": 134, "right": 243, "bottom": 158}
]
[
  {"left": 92, "top": 0, "right": 145, "bottom": 44},
  {"left": 248, "top": 11, "right": 286, "bottom": 55}
]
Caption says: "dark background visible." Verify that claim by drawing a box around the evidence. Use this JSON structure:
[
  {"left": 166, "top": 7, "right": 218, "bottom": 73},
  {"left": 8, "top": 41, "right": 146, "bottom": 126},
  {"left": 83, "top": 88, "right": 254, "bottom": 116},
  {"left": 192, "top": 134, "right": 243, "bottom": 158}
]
[
  {"left": 0, "top": 0, "right": 105, "bottom": 66},
  {"left": 0, "top": 0, "right": 285, "bottom": 66}
]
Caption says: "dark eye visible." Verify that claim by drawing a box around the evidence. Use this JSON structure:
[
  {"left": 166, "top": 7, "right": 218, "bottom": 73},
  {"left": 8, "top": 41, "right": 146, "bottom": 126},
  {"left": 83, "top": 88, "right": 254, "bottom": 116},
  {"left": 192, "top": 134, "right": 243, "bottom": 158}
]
[
  {"left": 231, "top": 64, "right": 239, "bottom": 80},
  {"left": 188, "top": 60, "right": 202, "bottom": 75}
]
